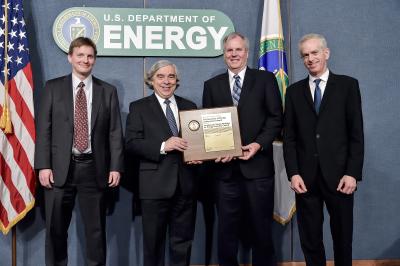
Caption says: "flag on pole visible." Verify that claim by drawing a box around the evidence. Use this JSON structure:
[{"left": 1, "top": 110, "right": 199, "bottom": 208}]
[
  {"left": 258, "top": 0, "right": 295, "bottom": 224},
  {"left": 0, "top": 0, "right": 35, "bottom": 234},
  {"left": 272, "top": 142, "right": 295, "bottom": 224},
  {"left": 259, "top": 0, "right": 289, "bottom": 103}
]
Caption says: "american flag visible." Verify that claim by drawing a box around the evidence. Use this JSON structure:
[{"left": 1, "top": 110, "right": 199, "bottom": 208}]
[{"left": 0, "top": 0, "right": 35, "bottom": 234}]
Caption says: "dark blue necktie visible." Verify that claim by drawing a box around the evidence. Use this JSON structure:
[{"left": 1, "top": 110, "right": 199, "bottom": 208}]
[
  {"left": 232, "top": 75, "right": 242, "bottom": 106},
  {"left": 164, "top": 99, "right": 179, "bottom": 136},
  {"left": 314, "top": 79, "right": 322, "bottom": 114}
]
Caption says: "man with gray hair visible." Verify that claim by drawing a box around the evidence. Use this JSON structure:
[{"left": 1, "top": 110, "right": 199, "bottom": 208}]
[
  {"left": 283, "top": 33, "right": 364, "bottom": 266},
  {"left": 125, "top": 60, "right": 198, "bottom": 266},
  {"left": 203, "top": 32, "right": 283, "bottom": 266}
]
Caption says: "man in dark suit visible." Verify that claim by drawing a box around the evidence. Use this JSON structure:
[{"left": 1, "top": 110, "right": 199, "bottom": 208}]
[
  {"left": 283, "top": 33, "right": 364, "bottom": 266},
  {"left": 125, "top": 60, "right": 198, "bottom": 266},
  {"left": 34, "top": 37, "right": 124, "bottom": 266},
  {"left": 203, "top": 32, "right": 283, "bottom": 266}
]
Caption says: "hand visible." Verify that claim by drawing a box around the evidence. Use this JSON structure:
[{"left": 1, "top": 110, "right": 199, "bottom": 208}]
[
  {"left": 186, "top": 160, "right": 203, "bottom": 165},
  {"left": 164, "top": 137, "right": 188, "bottom": 152},
  {"left": 108, "top": 171, "right": 121, "bottom": 187},
  {"left": 290, "top": 174, "right": 308, "bottom": 194},
  {"left": 215, "top": 156, "right": 233, "bottom": 163},
  {"left": 337, "top": 175, "right": 357, "bottom": 194},
  {"left": 239, "top": 142, "right": 261, "bottom": 160},
  {"left": 38, "top": 169, "right": 54, "bottom": 189}
]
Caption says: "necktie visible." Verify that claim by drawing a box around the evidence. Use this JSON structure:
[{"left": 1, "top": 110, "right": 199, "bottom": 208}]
[
  {"left": 314, "top": 79, "right": 322, "bottom": 114},
  {"left": 164, "top": 99, "right": 179, "bottom": 136},
  {"left": 74, "top": 82, "right": 89, "bottom": 152},
  {"left": 232, "top": 75, "right": 242, "bottom": 106}
]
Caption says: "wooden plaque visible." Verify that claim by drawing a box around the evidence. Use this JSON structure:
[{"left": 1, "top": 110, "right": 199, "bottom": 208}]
[{"left": 179, "top": 106, "right": 243, "bottom": 162}]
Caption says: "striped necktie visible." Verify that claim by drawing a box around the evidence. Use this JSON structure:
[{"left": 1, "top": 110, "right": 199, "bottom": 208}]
[
  {"left": 164, "top": 99, "right": 179, "bottom": 136},
  {"left": 232, "top": 75, "right": 242, "bottom": 106}
]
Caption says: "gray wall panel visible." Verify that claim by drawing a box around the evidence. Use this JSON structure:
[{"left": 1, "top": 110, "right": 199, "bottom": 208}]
[
  {"left": 289, "top": 0, "right": 400, "bottom": 261},
  {"left": 0, "top": 0, "right": 398, "bottom": 265}
]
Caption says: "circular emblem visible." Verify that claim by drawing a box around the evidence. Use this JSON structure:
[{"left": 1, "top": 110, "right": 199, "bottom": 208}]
[
  {"left": 188, "top": 120, "right": 200, "bottom": 131},
  {"left": 53, "top": 8, "right": 100, "bottom": 53}
]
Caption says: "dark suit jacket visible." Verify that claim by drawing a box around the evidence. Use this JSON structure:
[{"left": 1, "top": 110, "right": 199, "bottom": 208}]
[
  {"left": 125, "top": 93, "right": 198, "bottom": 199},
  {"left": 203, "top": 67, "right": 283, "bottom": 179},
  {"left": 34, "top": 74, "right": 124, "bottom": 188},
  {"left": 283, "top": 72, "right": 364, "bottom": 191}
]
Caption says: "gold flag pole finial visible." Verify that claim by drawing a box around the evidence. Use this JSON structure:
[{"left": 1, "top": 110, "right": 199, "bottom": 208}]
[{"left": 0, "top": 0, "right": 13, "bottom": 134}]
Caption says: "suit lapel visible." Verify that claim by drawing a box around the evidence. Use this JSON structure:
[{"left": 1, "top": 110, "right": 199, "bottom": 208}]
[
  {"left": 218, "top": 68, "right": 254, "bottom": 108},
  {"left": 238, "top": 67, "right": 254, "bottom": 109},
  {"left": 91, "top": 76, "right": 103, "bottom": 131},
  {"left": 175, "top": 96, "right": 187, "bottom": 134},
  {"left": 175, "top": 96, "right": 186, "bottom": 111},
  {"left": 219, "top": 72, "right": 234, "bottom": 106},
  {"left": 302, "top": 77, "right": 315, "bottom": 114},
  {"left": 318, "top": 72, "right": 336, "bottom": 115},
  {"left": 149, "top": 94, "right": 173, "bottom": 136},
  {"left": 63, "top": 75, "right": 74, "bottom": 129}
]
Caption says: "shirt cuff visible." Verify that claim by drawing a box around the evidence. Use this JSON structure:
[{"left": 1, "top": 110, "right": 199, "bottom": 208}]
[{"left": 160, "top": 141, "right": 167, "bottom": 154}]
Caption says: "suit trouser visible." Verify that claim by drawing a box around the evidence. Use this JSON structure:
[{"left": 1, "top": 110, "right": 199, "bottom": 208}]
[
  {"left": 296, "top": 167, "right": 354, "bottom": 266},
  {"left": 44, "top": 156, "right": 106, "bottom": 266},
  {"left": 141, "top": 186, "right": 197, "bottom": 266},
  {"left": 216, "top": 167, "right": 276, "bottom": 266}
]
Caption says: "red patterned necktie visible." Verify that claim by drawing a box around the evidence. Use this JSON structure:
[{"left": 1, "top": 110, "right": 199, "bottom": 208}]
[{"left": 74, "top": 82, "right": 89, "bottom": 152}]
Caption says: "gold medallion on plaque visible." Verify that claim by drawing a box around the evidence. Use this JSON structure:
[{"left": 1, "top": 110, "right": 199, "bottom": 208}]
[{"left": 188, "top": 120, "right": 200, "bottom": 131}]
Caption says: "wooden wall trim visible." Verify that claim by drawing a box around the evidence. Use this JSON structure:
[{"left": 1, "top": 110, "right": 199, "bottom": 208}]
[
  {"left": 192, "top": 260, "right": 400, "bottom": 266},
  {"left": 277, "top": 260, "right": 400, "bottom": 266}
]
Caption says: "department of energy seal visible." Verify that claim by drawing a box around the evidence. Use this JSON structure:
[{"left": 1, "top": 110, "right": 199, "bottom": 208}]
[
  {"left": 53, "top": 8, "right": 100, "bottom": 53},
  {"left": 188, "top": 120, "right": 200, "bottom": 131}
]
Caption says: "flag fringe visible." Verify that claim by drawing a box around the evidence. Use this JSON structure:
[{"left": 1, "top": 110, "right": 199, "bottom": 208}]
[
  {"left": 0, "top": 199, "right": 35, "bottom": 235},
  {"left": 273, "top": 204, "right": 296, "bottom": 225}
]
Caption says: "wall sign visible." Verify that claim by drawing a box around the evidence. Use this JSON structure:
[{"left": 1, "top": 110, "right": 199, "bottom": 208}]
[{"left": 53, "top": 7, "right": 235, "bottom": 57}]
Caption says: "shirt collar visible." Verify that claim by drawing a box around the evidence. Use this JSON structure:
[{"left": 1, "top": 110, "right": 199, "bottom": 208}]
[
  {"left": 154, "top": 92, "right": 177, "bottom": 106},
  {"left": 309, "top": 69, "right": 330, "bottom": 83},
  {"left": 72, "top": 74, "right": 92, "bottom": 91},
  {"left": 228, "top": 67, "right": 247, "bottom": 82}
]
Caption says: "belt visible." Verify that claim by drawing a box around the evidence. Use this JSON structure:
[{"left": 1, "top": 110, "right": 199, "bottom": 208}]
[{"left": 71, "top": 153, "right": 93, "bottom": 162}]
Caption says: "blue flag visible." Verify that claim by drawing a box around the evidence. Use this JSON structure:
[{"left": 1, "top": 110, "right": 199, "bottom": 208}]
[
  {"left": 258, "top": 0, "right": 295, "bottom": 225},
  {"left": 258, "top": 0, "right": 289, "bottom": 105}
]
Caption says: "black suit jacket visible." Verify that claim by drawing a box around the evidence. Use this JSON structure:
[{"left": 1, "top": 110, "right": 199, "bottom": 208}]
[
  {"left": 125, "top": 93, "right": 198, "bottom": 199},
  {"left": 283, "top": 72, "right": 364, "bottom": 191},
  {"left": 203, "top": 67, "right": 283, "bottom": 179},
  {"left": 34, "top": 74, "right": 124, "bottom": 188}
]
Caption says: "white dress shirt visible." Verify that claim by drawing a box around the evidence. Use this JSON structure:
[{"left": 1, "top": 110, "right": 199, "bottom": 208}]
[
  {"left": 228, "top": 67, "right": 247, "bottom": 94},
  {"left": 309, "top": 69, "right": 330, "bottom": 101},
  {"left": 154, "top": 93, "right": 180, "bottom": 154}
]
